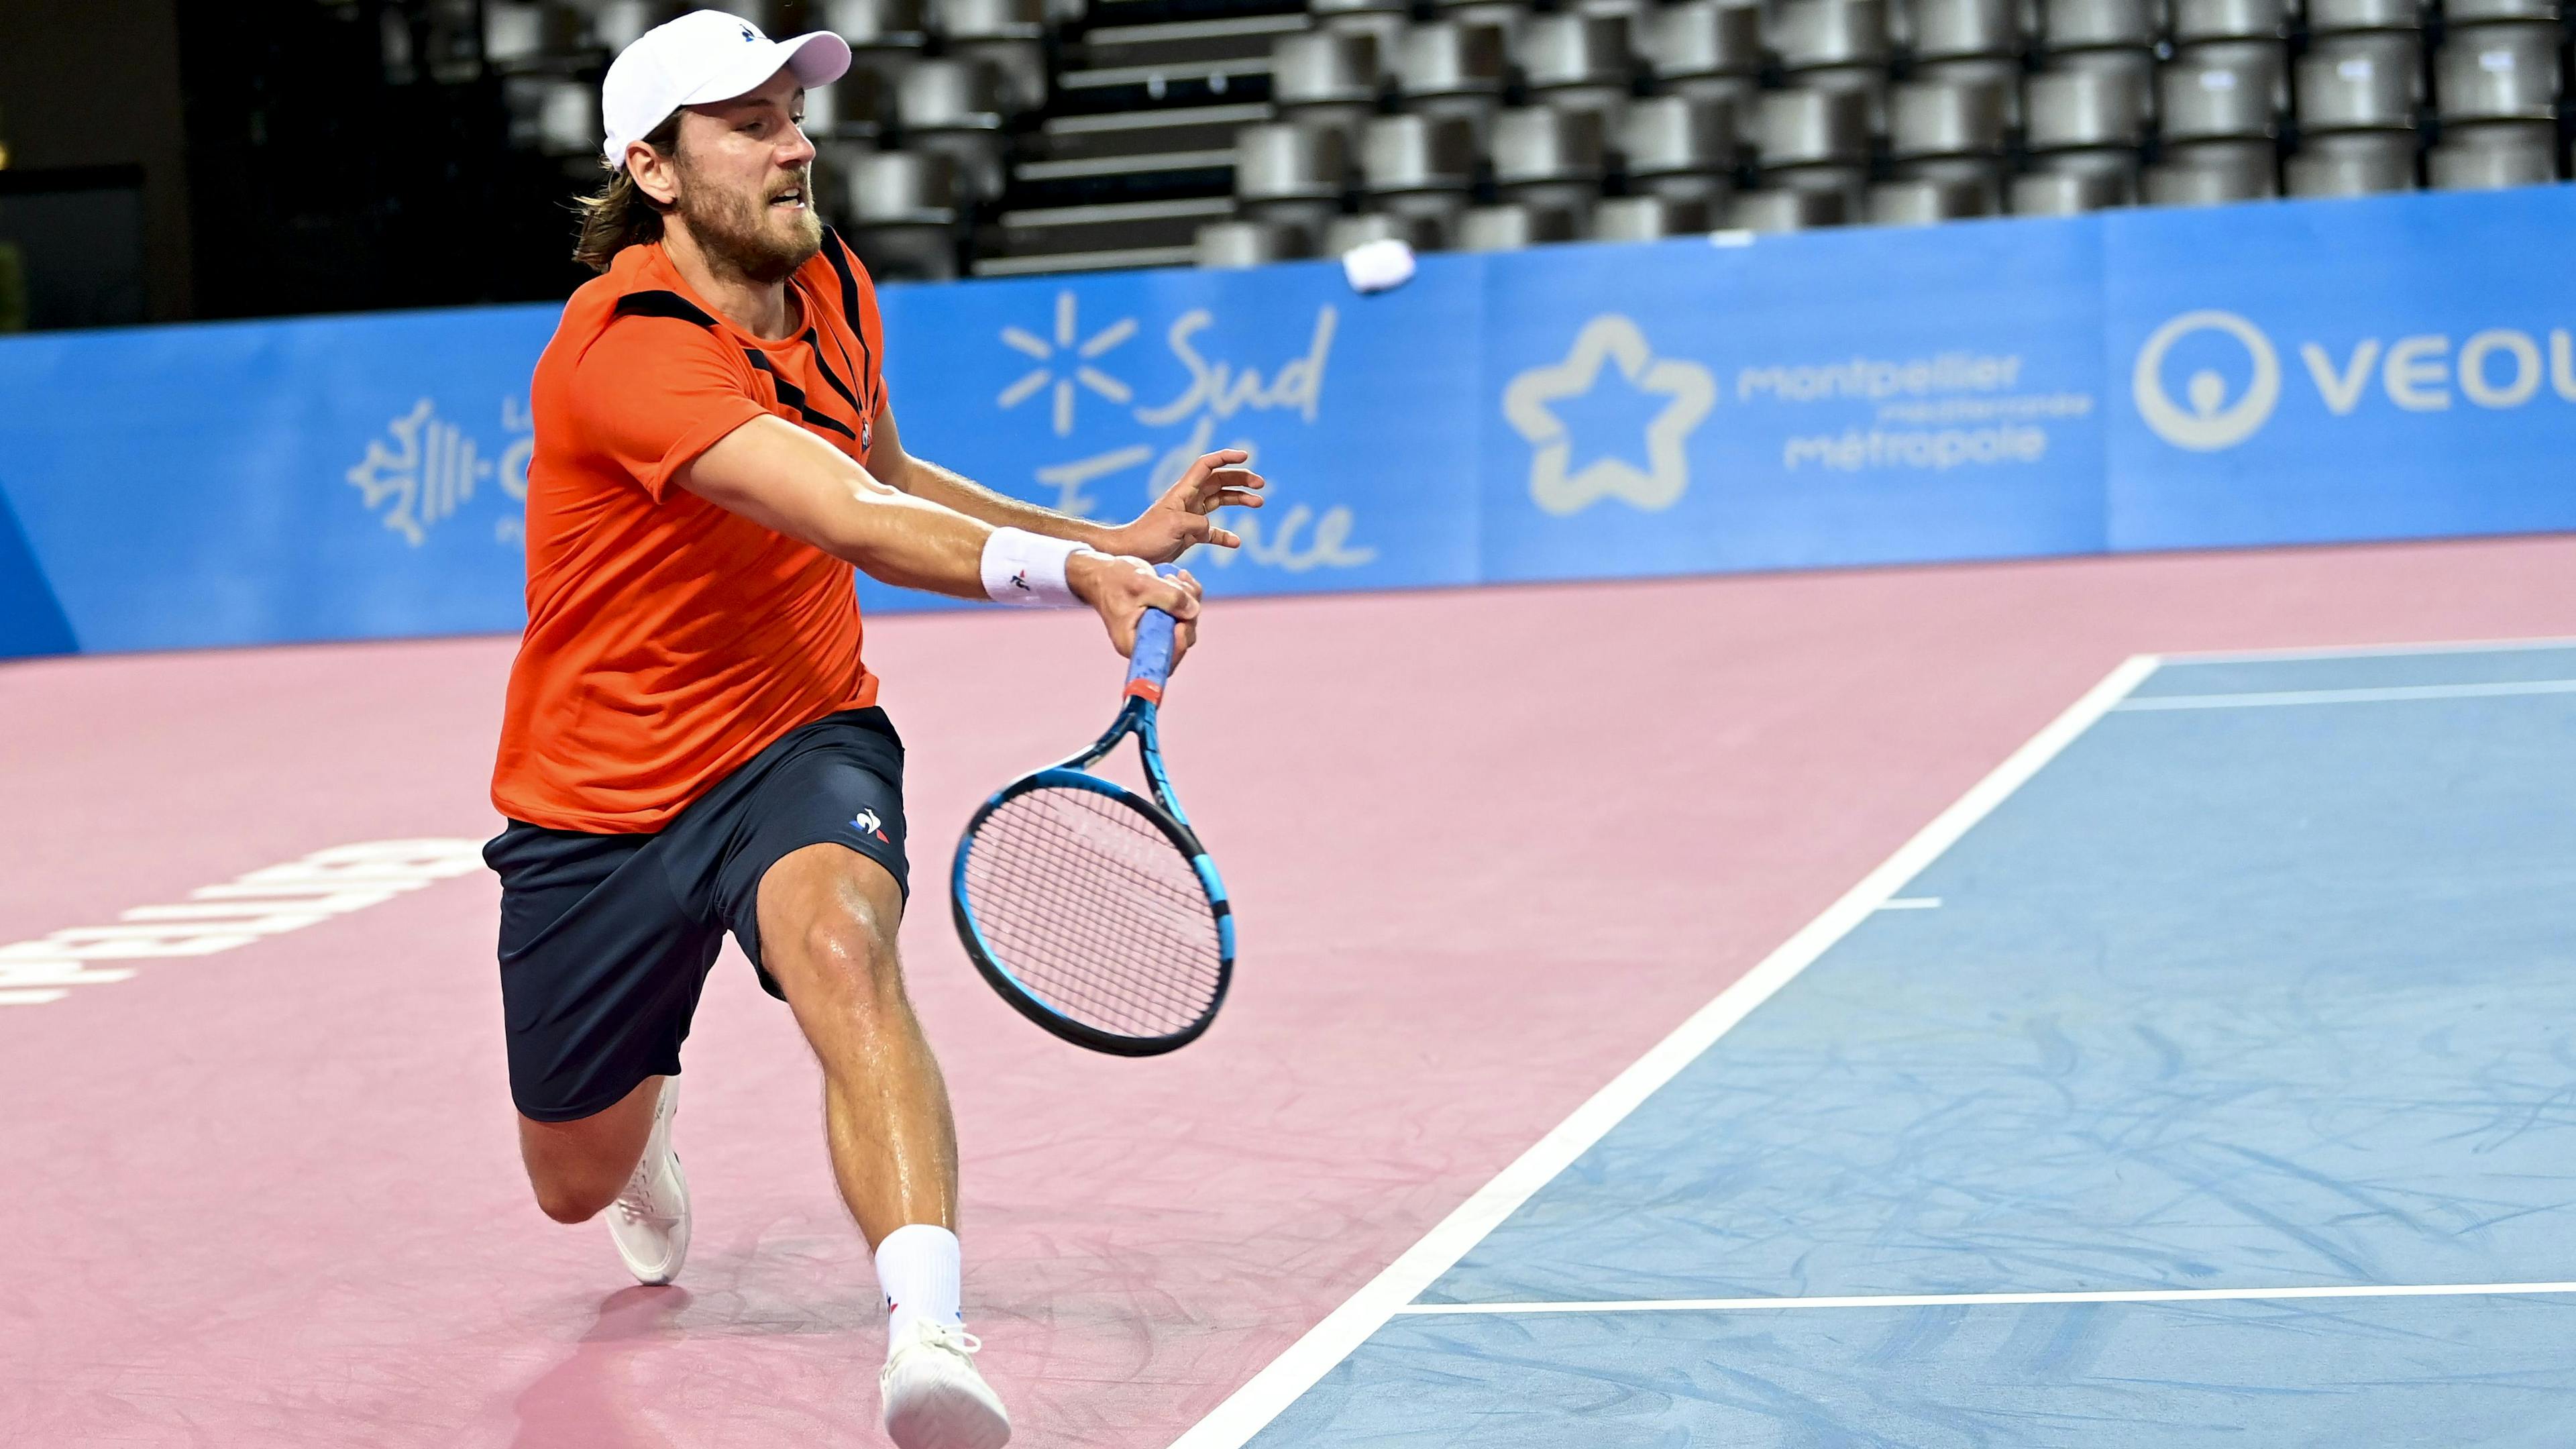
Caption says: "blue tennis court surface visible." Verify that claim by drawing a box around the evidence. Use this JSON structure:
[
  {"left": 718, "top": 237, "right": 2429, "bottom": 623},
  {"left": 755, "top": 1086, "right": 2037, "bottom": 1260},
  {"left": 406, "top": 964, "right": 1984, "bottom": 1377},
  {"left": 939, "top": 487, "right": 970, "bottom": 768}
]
[{"left": 1247, "top": 643, "right": 2576, "bottom": 1447}]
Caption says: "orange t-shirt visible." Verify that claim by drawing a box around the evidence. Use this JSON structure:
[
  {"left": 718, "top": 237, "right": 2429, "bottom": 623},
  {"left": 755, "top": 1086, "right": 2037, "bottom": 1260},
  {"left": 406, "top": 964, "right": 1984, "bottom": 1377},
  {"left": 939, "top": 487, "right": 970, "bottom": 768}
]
[{"left": 491, "top": 234, "right": 890, "bottom": 833}]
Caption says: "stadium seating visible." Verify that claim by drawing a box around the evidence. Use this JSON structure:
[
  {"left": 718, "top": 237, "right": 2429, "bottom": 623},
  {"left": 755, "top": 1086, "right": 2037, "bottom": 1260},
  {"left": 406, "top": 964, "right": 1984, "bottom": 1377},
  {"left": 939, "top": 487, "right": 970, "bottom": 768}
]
[
  {"left": 1593, "top": 191, "right": 1717, "bottom": 234},
  {"left": 845, "top": 149, "right": 965, "bottom": 276},
  {"left": 2039, "top": 0, "right": 2155, "bottom": 125},
  {"left": 1272, "top": 30, "right": 1382, "bottom": 143},
  {"left": 1193, "top": 213, "right": 1311, "bottom": 260},
  {"left": 1868, "top": 172, "right": 1997, "bottom": 218},
  {"left": 1776, "top": 0, "right": 1896, "bottom": 132},
  {"left": 1235, "top": 118, "right": 1352, "bottom": 241},
  {"left": 1364, "top": 112, "right": 1482, "bottom": 235},
  {"left": 1456, "top": 199, "right": 1584, "bottom": 245},
  {"left": 2428, "top": 124, "right": 2563, "bottom": 184},
  {"left": 2158, "top": 56, "right": 2282, "bottom": 194},
  {"left": 1518, "top": 12, "right": 1639, "bottom": 128},
  {"left": 1650, "top": 1, "right": 1766, "bottom": 110},
  {"left": 458, "top": 0, "right": 2571, "bottom": 278},
  {"left": 1754, "top": 85, "right": 1874, "bottom": 215},
  {"left": 1622, "top": 94, "right": 1737, "bottom": 208},
  {"left": 1316, "top": 0, "right": 1411, "bottom": 59},
  {"left": 1396, "top": 19, "right": 1511, "bottom": 143},
  {"left": 2290, "top": 48, "right": 2418, "bottom": 194},
  {"left": 1325, "top": 208, "right": 1446, "bottom": 246},
  {"left": 1888, "top": 79, "right": 2008, "bottom": 206},
  {"left": 2026, "top": 68, "right": 2149, "bottom": 183},
  {"left": 1493, "top": 104, "right": 1609, "bottom": 218},
  {"left": 2171, "top": 0, "right": 2291, "bottom": 112},
  {"left": 2307, "top": 0, "right": 2421, "bottom": 110},
  {"left": 1730, "top": 184, "right": 1850, "bottom": 227},
  {"left": 2012, "top": 165, "right": 2136, "bottom": 207}
]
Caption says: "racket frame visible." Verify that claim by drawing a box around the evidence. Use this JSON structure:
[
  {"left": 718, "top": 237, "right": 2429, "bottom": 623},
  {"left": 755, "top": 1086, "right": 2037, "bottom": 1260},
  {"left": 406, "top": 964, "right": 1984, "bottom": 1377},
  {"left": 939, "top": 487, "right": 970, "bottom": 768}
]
[{"left": 949, "top": 690, "right": 1236, "bottom": 1057}]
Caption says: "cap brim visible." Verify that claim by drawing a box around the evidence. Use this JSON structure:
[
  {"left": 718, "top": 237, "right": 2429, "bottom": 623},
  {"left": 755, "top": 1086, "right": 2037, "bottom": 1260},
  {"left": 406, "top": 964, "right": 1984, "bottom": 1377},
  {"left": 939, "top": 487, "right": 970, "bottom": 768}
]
[
  {"left": 780, "top": 32, "right": 853, "bottom": 89},
  {"left": 677, "top": 31, "right": 853, "bottom": 110}
]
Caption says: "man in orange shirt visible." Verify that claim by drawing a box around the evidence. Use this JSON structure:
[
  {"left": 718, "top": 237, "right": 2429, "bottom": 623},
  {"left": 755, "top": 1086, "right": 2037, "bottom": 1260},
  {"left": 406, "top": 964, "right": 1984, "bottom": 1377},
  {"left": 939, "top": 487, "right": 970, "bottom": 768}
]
[{"left": 483, "top": 15, "right": 1262, "bottom": 1447}]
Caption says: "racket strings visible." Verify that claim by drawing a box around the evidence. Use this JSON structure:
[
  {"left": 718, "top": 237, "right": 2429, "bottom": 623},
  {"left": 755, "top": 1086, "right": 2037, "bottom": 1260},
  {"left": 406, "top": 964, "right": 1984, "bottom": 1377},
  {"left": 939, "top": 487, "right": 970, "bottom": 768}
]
[
  {"left": 969, "top": 794, "right": 1215, "bottom": 1032},
  {"left": 962, "top": 785, "right": 1222, "bottom": 1040},
  {"left": 969, "top": 803, "right": 1214, "bottom": 1034}
]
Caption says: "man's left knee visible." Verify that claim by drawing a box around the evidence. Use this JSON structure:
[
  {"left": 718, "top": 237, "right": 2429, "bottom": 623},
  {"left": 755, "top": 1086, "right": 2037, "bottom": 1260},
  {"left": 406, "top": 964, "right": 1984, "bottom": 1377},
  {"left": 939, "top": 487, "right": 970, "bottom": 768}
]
[
  {"left": 758, "top": 843, "right": 909, "bottom": 1010},
  {"left": 784, "top": 906, "right": 904, "bottom": 1007}
]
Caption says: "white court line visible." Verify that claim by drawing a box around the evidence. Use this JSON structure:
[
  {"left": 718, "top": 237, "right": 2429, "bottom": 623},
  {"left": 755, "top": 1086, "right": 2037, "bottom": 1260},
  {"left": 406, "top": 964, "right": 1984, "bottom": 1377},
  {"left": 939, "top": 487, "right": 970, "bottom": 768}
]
[
  {"left": 2159, "top": 635, "right": 2576, "bottom": 664},
  {"left": 1165, "top": 653, "right": 2165, "bottom": 1449},
  {"left": 1392, "top": 1281, "right": 2576, "bottom": 1317},
  {"left": 2115, "top": 679, "right": 2576, "bottom": 712}
]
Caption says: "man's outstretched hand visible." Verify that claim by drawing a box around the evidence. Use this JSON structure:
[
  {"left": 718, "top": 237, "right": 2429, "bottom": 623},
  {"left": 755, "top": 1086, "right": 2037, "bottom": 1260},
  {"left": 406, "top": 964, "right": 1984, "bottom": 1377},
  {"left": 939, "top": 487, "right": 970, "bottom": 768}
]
[{"left": 1097, "top": 449, "right": 1265, "bottom": 564}]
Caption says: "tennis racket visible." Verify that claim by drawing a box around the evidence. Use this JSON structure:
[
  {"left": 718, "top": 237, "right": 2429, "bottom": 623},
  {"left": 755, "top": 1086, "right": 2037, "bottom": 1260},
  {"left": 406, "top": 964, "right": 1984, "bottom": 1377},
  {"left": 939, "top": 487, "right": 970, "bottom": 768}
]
[{"left": 949, "top": 566, "right": 1234, "bottom": 1056}]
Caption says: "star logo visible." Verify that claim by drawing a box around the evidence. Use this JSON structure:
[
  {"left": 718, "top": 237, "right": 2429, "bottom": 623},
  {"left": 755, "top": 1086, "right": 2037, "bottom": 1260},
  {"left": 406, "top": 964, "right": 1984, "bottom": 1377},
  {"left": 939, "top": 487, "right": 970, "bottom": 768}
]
[
  {"left": 998, "top": 291, "right": 1138, "bottom": 437},
  {"left": 1503, "top": 315, "right": 1717, "bottom": 517}
]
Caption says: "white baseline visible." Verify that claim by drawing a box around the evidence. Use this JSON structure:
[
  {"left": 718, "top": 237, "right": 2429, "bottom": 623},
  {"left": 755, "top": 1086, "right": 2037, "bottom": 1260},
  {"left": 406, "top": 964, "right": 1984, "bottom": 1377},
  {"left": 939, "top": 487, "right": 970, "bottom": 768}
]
[
  {"left": 1166, "top": 653, "right": 2163, "bottom": 1449},
  {"left": 2155, "top": 634, "right": 2576, "bottom": 665},
  {"left": 1393, "top": 1281, "right": 2576, "bottom": 1316},
  {"left": 2115, "top": 678, "right": 2576, "bottom": 711}
]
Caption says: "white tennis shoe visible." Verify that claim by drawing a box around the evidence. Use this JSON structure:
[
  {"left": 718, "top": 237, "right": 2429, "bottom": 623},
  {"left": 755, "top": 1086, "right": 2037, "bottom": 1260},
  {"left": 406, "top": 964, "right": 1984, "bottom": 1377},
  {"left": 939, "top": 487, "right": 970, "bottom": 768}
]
[
  {"left": 881, "top": 1320, "right": 1012, "bottom": 1449},
  {"left": 606, "top": 1079, "right": 690, "bottom": 1285}
]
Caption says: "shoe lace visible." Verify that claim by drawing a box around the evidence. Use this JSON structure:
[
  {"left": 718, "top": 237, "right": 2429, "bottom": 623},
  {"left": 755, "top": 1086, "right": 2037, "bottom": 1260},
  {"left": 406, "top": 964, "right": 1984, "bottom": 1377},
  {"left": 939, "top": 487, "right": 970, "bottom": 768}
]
[
  {"left": 612, "top": 1151, "right": 672, "bottom": 1226},
  {"left": 907, "top": 1322, "right": 983, "bottom": 1358}
]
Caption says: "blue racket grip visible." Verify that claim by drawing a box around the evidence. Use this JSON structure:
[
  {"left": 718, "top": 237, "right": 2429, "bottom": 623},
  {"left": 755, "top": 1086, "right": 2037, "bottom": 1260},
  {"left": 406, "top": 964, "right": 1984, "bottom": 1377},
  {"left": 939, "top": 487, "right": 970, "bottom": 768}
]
[{"left": 1124, "top": 564, "right": 1184, "bottom": 703}]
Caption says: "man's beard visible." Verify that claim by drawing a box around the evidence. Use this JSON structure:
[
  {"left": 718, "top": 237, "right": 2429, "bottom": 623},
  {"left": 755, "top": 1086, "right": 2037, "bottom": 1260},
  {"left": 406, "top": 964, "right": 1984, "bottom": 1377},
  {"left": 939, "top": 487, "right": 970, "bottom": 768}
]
[{"left": 676, "top": 160, "right": 822, "bottom": 286}]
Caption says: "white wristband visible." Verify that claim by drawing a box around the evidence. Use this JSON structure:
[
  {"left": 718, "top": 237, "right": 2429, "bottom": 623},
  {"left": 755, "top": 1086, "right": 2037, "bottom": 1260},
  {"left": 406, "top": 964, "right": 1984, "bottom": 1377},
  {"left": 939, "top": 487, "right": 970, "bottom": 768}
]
[{"left": 980, "top": 527, "right": 1083, "bottom": 607}]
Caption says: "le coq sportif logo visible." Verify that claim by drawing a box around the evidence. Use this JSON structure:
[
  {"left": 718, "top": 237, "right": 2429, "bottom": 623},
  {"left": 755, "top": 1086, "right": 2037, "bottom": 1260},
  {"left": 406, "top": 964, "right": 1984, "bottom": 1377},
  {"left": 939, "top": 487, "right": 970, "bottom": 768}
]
[{"left": 2132, "top": 310, "right": 2283, "bottom": 452}]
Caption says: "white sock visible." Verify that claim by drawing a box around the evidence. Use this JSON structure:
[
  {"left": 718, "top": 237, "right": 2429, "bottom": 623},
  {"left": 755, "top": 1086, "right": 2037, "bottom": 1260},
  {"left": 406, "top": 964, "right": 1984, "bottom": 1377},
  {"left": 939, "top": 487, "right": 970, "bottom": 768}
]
[{"left": 875, "top": 1223, "right": 963, "bottom": 1348}]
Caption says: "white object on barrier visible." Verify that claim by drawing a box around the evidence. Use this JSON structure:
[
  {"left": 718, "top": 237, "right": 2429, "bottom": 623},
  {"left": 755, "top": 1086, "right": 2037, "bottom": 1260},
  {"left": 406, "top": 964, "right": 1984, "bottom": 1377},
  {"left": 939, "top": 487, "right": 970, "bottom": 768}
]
[{"left": 1341, "top": 239, "right": 1417, "bottom": 295}]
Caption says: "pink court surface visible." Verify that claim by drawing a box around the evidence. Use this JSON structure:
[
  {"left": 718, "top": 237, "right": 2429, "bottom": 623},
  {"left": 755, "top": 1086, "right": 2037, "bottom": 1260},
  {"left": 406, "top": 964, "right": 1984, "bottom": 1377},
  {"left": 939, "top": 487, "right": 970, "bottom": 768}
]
[{"left": 7, "top": 534, "right": 2576, "bottom": 1448}]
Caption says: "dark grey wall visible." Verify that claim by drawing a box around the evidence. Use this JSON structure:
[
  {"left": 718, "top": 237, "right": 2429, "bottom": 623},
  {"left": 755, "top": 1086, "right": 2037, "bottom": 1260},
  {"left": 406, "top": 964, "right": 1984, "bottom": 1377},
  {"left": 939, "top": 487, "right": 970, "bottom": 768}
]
[
  {"left": 0, "top": 170, "right": 148, "bottom": 328},
  {"left": 0, "top": 0, "right": 193, "bottom": 321}
]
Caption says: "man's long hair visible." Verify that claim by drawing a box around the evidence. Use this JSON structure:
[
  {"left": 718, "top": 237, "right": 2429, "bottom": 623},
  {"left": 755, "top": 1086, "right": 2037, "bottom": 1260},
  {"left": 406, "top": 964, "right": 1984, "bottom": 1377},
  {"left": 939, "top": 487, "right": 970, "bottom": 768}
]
[{"left": 572, "top": 113, "right": 684, "bottom": 272}]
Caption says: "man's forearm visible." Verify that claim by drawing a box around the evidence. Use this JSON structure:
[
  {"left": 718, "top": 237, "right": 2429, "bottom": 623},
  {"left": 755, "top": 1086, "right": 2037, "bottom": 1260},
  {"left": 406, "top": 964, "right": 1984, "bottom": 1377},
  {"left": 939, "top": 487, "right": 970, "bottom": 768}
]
[
  {"left": 680, "top": 416, "right": 1018, "bottom": 602},
  {"left": 680, "top": 415, "right": 1138, "bottom": 604},
  {"left": 897, "top": 455, "right": 1114, "bottom": 550},
  {"left": 815, "top": 484, "right": 999, "bottom": 599},
  {"left": 676, "top": 415, "right": 1187, "bottom": 638}
]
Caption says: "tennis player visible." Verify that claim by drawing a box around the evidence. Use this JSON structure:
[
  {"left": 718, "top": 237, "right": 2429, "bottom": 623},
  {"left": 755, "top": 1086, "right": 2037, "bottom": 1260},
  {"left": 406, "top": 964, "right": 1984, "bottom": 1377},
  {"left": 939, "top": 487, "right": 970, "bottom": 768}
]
[{"left": 483, "top": 13, "right": 1261, "bottom": 1448}]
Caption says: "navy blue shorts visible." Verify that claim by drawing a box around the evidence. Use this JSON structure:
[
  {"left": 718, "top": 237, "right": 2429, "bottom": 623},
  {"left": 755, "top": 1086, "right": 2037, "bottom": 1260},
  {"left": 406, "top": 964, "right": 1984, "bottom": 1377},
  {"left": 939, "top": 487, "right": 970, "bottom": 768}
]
[{"left": 485, "top": 706, "right": 909, "bottom": 1122}]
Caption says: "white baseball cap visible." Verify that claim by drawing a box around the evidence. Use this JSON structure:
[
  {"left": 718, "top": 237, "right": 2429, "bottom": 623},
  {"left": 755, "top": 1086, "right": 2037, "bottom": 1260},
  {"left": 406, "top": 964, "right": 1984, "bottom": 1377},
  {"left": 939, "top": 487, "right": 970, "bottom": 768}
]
[{"left": 600, "top": 9, "right": 853, "bottom": 162}]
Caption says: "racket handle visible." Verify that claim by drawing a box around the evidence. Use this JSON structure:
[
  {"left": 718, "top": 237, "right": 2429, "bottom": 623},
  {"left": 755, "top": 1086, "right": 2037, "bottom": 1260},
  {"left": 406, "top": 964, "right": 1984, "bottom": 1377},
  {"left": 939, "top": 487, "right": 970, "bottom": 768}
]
[{"left": 1124, "top": 564, "right": 1183, "bottom": 704}]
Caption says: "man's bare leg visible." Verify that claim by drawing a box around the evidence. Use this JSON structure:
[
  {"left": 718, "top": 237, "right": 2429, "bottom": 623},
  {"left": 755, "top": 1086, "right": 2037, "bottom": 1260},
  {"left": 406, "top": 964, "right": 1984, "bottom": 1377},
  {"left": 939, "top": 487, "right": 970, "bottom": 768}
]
[
  {"left": 518, "top": 1076, "right": 664, "bottom": 1223},
  {"left": 755, "top": 841, "right": 1004, "bottom": 1448},
  {"left": 753, "top": 841, "right": 957, "bottom": 1244},
  {"left": 507, "top": 843, "right": 953, "bottom": 1238}
]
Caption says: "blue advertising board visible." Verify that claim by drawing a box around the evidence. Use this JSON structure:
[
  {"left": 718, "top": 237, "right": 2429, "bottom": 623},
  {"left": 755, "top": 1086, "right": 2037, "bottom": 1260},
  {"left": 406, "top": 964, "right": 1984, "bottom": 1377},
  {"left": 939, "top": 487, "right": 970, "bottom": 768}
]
[
  {"left": 1476, "top": 215, "right": 2107, "bottom": 580},
  {"left": 2105, "top": 191, "right": 2576, "bottom": 549},
  {"left": 1, "top": 184, "right": 2572, "bottom": 657},
  {"left": 0, "top": 305, "right": 555, "bottom": 653},
  {"left": 862, "top": 254, "right": 1487, "bottom": 616}
]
